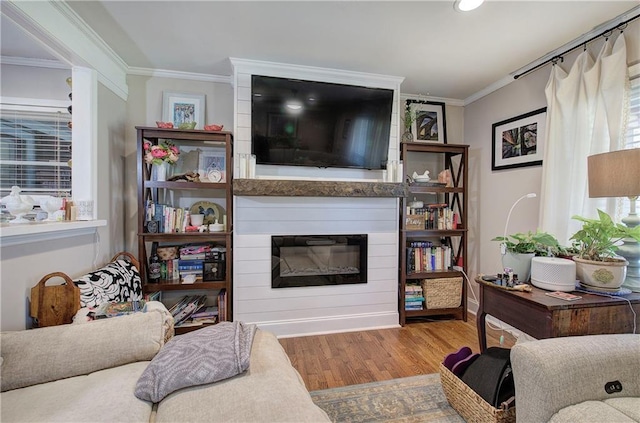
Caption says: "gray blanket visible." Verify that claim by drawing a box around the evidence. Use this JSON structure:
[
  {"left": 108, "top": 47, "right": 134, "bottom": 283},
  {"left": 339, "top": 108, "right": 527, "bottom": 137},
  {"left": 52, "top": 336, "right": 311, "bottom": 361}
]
[{"left": 135, "top": 321, "right": 257, "bottom": 403}]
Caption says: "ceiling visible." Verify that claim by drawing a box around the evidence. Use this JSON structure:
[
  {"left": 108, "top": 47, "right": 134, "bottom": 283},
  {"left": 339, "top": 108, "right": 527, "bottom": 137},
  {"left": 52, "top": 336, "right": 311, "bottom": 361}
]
[{"left": 2, "top": 1, "right": 639, "bottom": 102}]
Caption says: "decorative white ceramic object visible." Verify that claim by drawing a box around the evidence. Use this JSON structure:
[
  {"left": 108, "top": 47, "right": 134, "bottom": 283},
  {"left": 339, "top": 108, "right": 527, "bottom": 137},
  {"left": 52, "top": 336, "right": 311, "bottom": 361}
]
[
  {"left": 40, "top": 196, "right": 64, "bottom": 221},
  {"left": 1, "top": 186, "right": 35, "bottom": 224},
  {"left": 412, "top": 170, "right": 430, "bottom": 182}
]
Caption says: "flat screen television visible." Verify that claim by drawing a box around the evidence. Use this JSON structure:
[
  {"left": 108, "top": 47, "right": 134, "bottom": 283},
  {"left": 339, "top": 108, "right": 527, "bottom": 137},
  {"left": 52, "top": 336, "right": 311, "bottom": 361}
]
[{"left": 251, "top": 75, "right": 393, "bottom": 170}]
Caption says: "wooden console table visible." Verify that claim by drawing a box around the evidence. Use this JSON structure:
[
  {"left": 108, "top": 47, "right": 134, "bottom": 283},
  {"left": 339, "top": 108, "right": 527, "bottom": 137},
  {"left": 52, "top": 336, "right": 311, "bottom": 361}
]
[{"left": 476, "top": 277, "right": 640, "bottom": 351}]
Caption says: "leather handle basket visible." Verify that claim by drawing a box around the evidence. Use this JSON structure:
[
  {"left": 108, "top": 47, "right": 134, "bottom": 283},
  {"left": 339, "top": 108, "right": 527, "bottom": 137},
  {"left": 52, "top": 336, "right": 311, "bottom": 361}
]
[{"left": 30, "top": 272, "right": 80, "bottom": 327}]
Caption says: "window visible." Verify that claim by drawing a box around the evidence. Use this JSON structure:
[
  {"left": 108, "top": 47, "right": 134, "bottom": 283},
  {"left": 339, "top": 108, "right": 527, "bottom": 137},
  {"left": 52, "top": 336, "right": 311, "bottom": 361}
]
[
  {"left": 616, "top": 68, "right": 640, "bottom": 221},
  {"left": 0, "top": 108, "right": 72, "bottom": 204}
]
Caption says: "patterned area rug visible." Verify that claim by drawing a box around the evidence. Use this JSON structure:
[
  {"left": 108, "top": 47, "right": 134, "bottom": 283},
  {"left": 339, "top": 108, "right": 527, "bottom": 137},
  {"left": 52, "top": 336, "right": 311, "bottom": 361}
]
[{"left": 310, "top": 373, "right": 464, "bottom": 422}]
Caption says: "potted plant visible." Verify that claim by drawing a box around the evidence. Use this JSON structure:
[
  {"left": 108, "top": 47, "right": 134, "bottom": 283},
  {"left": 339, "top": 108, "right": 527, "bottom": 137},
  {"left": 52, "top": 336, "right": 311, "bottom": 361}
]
[
  {"left": 571, "top": 209, "right": 640, "bottom": 289},
  {"left": 492, "top": 230, "right": 562, "bottom": 281}
]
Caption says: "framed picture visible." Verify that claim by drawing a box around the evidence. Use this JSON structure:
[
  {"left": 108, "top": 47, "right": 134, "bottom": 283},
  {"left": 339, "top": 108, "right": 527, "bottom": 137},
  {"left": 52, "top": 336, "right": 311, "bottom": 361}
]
[
  {"left": 198, "top": 150, "right": 226, "bottom": 182},
  {"left": 162, "top": 92, "right": 205, "bottom": 129},
  {"left": 407, "top": 100, "right": 447, "bottom": 144},
  {"left": 492, "top": 107, "right": 546, "bottom": 171}
]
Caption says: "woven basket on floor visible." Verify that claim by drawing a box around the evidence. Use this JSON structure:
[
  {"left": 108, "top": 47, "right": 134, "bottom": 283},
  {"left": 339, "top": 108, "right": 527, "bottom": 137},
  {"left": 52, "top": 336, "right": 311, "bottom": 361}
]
[
  {"left": 439, "top": 363, "right": 516, "bottom": 423},
  {"left": 422, "top": 277, "right": 462, "bottom": 309}
]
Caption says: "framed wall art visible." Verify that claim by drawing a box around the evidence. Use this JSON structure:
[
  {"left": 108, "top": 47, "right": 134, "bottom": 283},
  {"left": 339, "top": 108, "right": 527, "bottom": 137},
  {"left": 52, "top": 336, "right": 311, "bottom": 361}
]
[
  {"left": 162, "top": 92, "right": 205, "bottom": 129},
  {"left": 406, "top": 99, "right": 447, "bottom": 144},
  {"left": 492, "top": 107, "right": 546, "bottom": 171}
]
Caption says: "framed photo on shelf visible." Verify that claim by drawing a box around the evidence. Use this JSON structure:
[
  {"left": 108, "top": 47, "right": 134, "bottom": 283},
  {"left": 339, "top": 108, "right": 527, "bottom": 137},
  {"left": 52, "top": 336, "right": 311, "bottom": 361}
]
[
  {"left": 198, "top": 150, "right": 226, "bottom": 182},
  {"left": 162, "top": 92, "right": 205, "bottom": 129},
  {"left": 492, "top": 107, "right": 546, "bottom": 171},
  {"left": 407, "top": 100, "right": 447, "bottom": 144}
]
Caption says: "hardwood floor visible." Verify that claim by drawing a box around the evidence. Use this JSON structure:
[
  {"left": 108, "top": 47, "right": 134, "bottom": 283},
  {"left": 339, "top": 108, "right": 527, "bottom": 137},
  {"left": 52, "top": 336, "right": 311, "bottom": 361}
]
[{"left": 279, "top": 314, "right": 516, "bottom": 391}]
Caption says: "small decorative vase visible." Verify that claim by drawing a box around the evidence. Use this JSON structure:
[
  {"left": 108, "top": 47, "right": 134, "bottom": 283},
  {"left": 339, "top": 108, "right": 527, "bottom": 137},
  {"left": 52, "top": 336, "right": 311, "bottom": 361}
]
[
  {"left": 153, "top": 161, "right": 169, "bottom": 182},
  {"left": 402, "top": 131, "right": 413, "bottom": 143}
]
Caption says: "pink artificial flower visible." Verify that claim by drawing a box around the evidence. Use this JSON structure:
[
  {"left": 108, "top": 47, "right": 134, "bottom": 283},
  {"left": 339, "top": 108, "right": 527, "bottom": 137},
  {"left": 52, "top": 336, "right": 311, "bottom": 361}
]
[
  {"left": 151, "top": 146, "right": 168, "bottom": 159},
  {"left": 169, "top": 145, "right": 179, "bottom": 155},
  {"left": 143, "top": 141, "right": 151, "bottom": 151}
]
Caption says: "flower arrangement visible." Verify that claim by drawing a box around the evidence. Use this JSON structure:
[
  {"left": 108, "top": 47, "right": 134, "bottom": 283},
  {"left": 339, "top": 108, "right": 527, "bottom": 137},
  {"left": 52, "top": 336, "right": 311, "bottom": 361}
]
[{"left": 144, "top": 141, "right": 179, "bottom": 165}]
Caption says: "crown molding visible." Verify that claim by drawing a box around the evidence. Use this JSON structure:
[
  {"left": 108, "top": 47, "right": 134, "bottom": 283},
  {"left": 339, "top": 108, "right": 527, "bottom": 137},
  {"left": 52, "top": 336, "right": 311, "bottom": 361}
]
[
  {"left": 4, "top": 0, "right": 128, "bottom": 100},
  {"left": 463, "top": 75, "right": 514, "bottom": 106},
  {"left": 230, "top": 57, "right": 404, "bottom": 90},
  {"left": 0, "top": 55, "right": 69, "bottom": 70},
  {"left": 128, "top": 67, "right": 232, "bottom": 84}
]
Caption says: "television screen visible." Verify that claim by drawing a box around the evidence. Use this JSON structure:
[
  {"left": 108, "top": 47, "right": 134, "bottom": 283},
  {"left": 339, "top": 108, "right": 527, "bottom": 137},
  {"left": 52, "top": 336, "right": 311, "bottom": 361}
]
[{"left": 251, "top": 75, "right": 393, "bottom": 170}]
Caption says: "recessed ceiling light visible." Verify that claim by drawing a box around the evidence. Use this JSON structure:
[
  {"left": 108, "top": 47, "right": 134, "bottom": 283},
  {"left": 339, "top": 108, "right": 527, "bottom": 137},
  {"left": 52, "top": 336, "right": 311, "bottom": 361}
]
[{"left": 454, "top": 0, "right": 484, "bottom": 12}]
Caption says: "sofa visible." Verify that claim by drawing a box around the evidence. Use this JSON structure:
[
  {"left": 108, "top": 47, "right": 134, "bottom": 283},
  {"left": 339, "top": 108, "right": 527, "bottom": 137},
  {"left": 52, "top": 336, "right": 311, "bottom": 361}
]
[
  {"left": 511, "top": 334, "right": 640, "bottom": 422},
  {"left": 0, "top": 303, "right": 331, "bottom": 423}
]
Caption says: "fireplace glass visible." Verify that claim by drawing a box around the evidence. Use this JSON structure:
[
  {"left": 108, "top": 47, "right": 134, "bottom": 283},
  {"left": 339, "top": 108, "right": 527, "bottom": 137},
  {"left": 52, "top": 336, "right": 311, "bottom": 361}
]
[{"left": 272, "top": 234, "right": 367, "bottom": 288}]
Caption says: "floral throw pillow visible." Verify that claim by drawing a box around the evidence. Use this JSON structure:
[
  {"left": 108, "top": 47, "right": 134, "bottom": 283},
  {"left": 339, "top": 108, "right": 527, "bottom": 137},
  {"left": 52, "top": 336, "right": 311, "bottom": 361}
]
[{"left": 73, "top": 259, "right": 142, "bottom": 307}]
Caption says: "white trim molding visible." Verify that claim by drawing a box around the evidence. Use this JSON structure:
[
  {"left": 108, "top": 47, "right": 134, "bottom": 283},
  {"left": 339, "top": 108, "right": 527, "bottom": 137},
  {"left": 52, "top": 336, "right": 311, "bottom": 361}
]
[
  {"left": 0, "top": 56, "right": 69, "bottom": 70},
  {"left": 128, "top": 67, "right": 232, "bottom": 84},
  {"left": 3, "top": 0, "right": 129, "bottom": 100},
  {"left": 0, "top": 220, "right": 107, "bottom": 247}
]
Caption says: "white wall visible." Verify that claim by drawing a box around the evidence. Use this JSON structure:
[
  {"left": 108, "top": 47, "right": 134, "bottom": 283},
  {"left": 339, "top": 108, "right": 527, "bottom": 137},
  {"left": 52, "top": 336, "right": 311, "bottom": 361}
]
[
  {"left": 463, "top": 19, "right": 640, "bottom": 311},
  {"left": 0, "top": 64, "right": 70, "bottom": 100}
]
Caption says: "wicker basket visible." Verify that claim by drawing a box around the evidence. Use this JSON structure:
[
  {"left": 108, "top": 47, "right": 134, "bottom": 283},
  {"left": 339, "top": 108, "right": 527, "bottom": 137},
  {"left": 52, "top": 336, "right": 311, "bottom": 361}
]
[
  {"left": 422, "top": 277, "right": 462, "bottom": 309},
  {"left": 440, "top": 363, "right": 516, "bottom": 423}
]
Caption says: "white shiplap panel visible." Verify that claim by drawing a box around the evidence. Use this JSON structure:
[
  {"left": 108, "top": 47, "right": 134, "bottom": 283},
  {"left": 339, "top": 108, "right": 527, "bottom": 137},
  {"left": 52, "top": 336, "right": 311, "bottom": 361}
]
[
  {"left": 236, "top": 302, "right": 398, "bottom": 323},
  {"left": 236, "top": 196, "right": 397, "bottom": 209},
  {"left": 234, "top": 290, "right": 395, "bottom": 313},
  {"left": 234, "top": 265, "right": 397, "bottom": 287},
  {"left": 236, "top": 207, "right": 394, "bottom": 222},
  {"left": 237, "top": 113, "right": 251, "bottom": 129},
  {"left": 237, "top": 99, "right": 251, "bottom": 115},
  {"left": 237, "top": 220, "right": 397, "bottom": 234},
  {"left": 237, "top": 86, "right": 251, "bottom": 101},
  {"left": 237, "top": 73, "right": 251, "bottom": 87},
  {"left": 236, "top": 126, "right": 251, "bottom": 142}
]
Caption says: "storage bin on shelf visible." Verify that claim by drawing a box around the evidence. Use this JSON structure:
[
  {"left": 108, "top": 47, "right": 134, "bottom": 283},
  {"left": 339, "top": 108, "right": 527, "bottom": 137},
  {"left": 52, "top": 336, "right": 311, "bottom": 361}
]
[
  {"left": 439, "top": 363, "right": 516, "bottom": 423},
  {"left": 422, "top": 277, "right": 462, "bottom": 309}
]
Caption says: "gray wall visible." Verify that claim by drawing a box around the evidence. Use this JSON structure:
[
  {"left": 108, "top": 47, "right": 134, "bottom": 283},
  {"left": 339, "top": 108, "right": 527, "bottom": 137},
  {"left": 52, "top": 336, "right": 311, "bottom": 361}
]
[{"left": 1, "top": 69, "right": 126, "bottom": 329}]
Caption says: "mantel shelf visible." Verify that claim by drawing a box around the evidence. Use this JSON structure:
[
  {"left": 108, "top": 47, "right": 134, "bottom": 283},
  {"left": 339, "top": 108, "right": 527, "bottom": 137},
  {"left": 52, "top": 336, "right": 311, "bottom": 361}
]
[{"left": 233, "top": 179, "right": 408, "bottom": 198}]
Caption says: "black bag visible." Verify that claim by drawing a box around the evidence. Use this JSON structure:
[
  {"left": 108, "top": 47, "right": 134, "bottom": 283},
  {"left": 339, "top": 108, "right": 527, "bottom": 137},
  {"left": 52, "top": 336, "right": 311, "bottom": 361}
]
[{"left": 459, "top": 347, "right": 515, "bottom": 408}]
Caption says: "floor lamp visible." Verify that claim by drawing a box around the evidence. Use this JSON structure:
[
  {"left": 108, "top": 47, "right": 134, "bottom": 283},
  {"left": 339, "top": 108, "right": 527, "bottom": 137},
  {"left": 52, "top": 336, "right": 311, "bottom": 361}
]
[{"left": 588, "top": 148, "right": 640, "bottom": 292}]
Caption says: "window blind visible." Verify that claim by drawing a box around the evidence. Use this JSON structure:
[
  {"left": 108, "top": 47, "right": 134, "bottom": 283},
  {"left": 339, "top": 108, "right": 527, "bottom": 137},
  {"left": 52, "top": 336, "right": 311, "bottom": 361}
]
[
  {"left": 0, "top": 110, "right": 72, "bottom": 199},
  {"left": 626, "top": 76, "right": 640, "bottom": 150}
]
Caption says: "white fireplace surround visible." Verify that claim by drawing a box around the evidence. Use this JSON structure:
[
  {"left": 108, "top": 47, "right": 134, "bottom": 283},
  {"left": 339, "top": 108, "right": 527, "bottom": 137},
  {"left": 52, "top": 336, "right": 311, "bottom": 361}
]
[{"left": 231, "top": 59, "right": 404, "bottom": 337}]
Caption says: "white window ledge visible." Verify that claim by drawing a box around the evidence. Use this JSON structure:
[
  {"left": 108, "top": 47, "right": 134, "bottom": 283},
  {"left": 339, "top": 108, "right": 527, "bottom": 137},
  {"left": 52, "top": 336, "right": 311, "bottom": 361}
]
[{"left": 0, "top": 220, "right": 107, "bottom": 247}]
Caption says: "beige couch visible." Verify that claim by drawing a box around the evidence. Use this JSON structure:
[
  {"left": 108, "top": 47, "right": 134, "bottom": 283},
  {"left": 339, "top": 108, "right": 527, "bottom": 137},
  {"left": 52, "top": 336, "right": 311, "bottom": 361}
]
[
  {"left": 511, "top": 334, "right": 640, "bottom": 422},
  {"left": 0, "top": 304, "right": 330, "bottom": 423}
]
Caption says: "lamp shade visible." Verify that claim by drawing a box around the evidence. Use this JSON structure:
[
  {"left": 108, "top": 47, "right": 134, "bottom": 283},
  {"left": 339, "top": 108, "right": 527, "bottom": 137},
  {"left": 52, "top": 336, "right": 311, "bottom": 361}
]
[{"left": 587, "top": 149, "right": 640, "bottom": 198}]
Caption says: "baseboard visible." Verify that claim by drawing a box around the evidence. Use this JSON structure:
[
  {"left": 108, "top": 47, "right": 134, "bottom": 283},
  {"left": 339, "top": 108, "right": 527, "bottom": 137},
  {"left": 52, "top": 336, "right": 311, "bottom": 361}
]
[{"left": 256, "top": 312, "right": 400, "bottom": 338}]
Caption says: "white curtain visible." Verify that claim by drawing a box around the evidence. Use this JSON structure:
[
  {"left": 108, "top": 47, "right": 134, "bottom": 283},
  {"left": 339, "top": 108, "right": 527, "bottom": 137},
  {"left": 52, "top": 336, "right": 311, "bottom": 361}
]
[{"left": 539, "top": 33, "right": 629, "bottom": 246}]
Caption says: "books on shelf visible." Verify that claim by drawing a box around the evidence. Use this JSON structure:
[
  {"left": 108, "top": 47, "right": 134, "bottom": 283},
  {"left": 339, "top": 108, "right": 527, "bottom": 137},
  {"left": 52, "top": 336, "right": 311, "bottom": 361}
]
[
  {"left": 169, "top": 295, "right": 207, "bottom": 326},
  {"left": 405, "top": 284, "right": 424, "bottom": 311},
  {"left": 406, "top": 242, "right": 453, "bottom": 273},
  {"left": 406, "top": 203, "right": 460, "bottom": 230}
]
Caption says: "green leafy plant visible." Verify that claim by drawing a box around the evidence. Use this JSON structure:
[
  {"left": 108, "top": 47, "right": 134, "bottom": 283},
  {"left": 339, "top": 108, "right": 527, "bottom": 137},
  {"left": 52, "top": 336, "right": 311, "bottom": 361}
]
[
  {"left": 571, "top": 209, "right": 640, "bottom": 262},
  {"left": 492, "top": 230, "right": 563, "bottom": 256},
  {"left": 402, "top": 109, "right": 416, "bottom": 130}
]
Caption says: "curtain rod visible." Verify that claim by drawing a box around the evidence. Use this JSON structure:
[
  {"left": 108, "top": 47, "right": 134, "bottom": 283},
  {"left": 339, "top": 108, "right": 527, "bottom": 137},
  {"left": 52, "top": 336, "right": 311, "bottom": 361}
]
[{"left": 513, "top": 12, "right": 640, "bottom": 80}]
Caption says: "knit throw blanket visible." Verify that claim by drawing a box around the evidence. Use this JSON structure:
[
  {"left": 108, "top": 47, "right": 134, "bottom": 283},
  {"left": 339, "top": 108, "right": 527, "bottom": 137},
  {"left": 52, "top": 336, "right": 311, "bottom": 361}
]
[{"left": 135, "top": 321, "right": 257, "bottom": 402}]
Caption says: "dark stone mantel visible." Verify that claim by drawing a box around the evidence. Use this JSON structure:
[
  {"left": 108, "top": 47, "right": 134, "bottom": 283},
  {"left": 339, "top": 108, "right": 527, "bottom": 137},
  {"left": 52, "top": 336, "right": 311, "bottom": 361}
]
[{"left": 233, "top": 179, "right": 407, "bottom": 198}]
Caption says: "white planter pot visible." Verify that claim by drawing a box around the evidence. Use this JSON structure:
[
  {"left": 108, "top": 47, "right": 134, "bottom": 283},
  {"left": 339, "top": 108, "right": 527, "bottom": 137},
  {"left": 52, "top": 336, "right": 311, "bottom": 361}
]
[
  {"left": 502, "top": 252, "right": 535, "bottom": 282},
  {"left": 574, "top": 256, "right": 628, "bottom": 289}
]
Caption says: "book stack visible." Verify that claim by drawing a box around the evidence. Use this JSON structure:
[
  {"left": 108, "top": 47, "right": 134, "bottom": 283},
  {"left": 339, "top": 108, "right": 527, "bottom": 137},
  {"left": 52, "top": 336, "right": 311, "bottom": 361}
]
[
  {"left": 178, "top": 244, "right": 211, "bottom": 283},
  {"left": 405, "top": 285, "right": 424, "bottom": 311},
  {"left": 189, "top": 306, "right": 219, "bottom": 325},
  {"left": 406, "top": 203, "right": 460, "bottom": 230},
  {"left": 169, "top": 295, "right": 207, "bottom": 327},
  {"left": 145, "top": 200, "right": 192, "bottom": 233},
  {"left": 406, "top": 242, "right": 453, "bottom": 273},
  {"left": 217, "top": 289, "right": 227, "bottom": 322}
]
